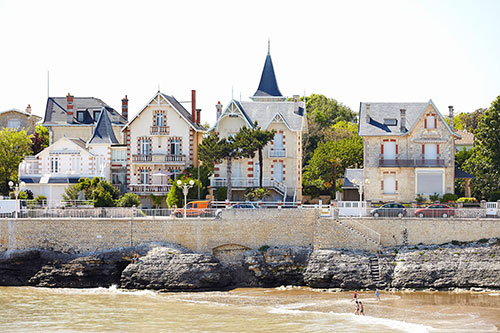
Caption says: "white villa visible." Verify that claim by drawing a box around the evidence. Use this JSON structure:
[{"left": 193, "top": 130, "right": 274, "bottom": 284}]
[{"left": 210, "top": 46, "right": 307, "bottom": 202}]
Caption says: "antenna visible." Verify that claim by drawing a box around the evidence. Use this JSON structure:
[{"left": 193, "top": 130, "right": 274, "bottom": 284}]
[
  {"left": 47, "top": 70, "right": 50, "bottom": 98},
  {"left": 232, "top": 86, "right": 234, "bottom": 100},
  {"left": 158, "top": 83, "right": 160, "bottom": 92},
  {"left": 240, "top": 92, "right": 242, "bottom": 102},
  {"left": 268, "top": 37, "right": 270, "bottom": 54}
]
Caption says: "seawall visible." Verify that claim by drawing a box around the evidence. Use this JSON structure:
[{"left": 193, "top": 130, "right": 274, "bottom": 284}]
[{"left": 1, "top": 210, "right": 500, "bottom": 254}]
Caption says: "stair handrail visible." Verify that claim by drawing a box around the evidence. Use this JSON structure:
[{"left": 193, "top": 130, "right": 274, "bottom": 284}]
[{"left": 342, "top": 219, "right": 381, "bottom": 245}]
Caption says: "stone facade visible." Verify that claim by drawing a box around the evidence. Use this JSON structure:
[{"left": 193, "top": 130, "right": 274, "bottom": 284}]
[
  {"left": 0, "top": 107, "right": 41, "bottom": 135},
  {"left": 360, "top": 102, "right": 458, "bottom": 202}
]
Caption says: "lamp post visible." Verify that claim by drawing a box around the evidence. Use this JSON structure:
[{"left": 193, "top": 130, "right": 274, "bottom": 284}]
[
  {"left": 351, "top": 178, "right": 369, "bottom": 217},
  {"left": 177, "top": 179, "right": 194, "bottom": 218},
  {"left": 9, "top": 181, "right": 25, "bottom": 218}
]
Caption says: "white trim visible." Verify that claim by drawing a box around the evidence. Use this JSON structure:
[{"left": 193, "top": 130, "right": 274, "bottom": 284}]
[
  {"left": 213, "top": 100, "right": 254, "bottom": 130},
  {"left": 264, "top": 112, "right": 293, "bottom": 131}
]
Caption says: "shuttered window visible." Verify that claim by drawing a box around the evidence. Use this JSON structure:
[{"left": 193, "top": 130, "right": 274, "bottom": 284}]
[{"left": 417, "top": 171, "right": 444, "bottom": 195}]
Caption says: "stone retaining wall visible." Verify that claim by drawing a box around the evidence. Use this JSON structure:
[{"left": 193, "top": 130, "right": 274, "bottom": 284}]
[{"left": 1, "top": 210, "right": 500, "bottom": 253}]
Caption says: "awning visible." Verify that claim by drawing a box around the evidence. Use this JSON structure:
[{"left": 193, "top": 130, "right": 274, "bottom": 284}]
[{"left": 455, "top": 167, "right": 474, "bottom": 179}]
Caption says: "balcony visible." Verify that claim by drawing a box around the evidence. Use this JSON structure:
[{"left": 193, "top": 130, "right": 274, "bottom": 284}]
[
  {"left": 132, "top": 154, "right": 186, "bottom": 164},
  {"left": 268, "top": 147, "right": 287, "bottom": 158},
  {"left": 129, "top": 184, "right": 172, "bottom": 195},
  {"left": 150, "top": 125, "right": 170, "bottom": 135},
  {"left": 379, "top": 159, "right": 445, "bottom": 167},
  {"left": 210, "top": 177, "right": 286, "bottom": 195}
]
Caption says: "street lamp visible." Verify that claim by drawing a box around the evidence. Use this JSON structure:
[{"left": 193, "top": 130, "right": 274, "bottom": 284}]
[
  {"left": 351, "top": 178, "right": 369, "bottom": 217},
  {"left": 177, "top": 179, "right": 195, "bottom": 218},
  {"left": 9, "top": 181, "right": 26, "bottom": 218}
]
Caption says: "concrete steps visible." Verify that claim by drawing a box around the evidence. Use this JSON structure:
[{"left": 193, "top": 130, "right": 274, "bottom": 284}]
[{"left": 335, "top": 219, "right": 381, "bottom": 248}]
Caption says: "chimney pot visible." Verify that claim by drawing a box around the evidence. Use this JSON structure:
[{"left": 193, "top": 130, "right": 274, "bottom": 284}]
[
  {"left": 66, "top": 93, "right": 74, "bottom": 123},
  {"left": 196, "top": 108, "right": 201, "bottom": 125},
  {"left": 26, "top": 104, "right": 31, "bottom": 114},
  {"left": 448, "top": 105, "right": 454, "bottom": 129},
  {"left": 400, "top": 109, "right": 407, "bottom": 133},
  {"left": 365, "top": 103, "right": 371, "bottom": 123},
  {"left": 191, "top": 90, "right": 197, "bottom": 123}
]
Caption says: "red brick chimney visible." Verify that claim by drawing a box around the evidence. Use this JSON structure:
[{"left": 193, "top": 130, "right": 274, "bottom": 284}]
[
  {"left": 216, "top": 101, "right": 223, "bottom": 119},
  {"left": 196, "top": 108, "right": 201, "bottom": 125},
  {"left": 122, "top": 95, "right": 129, "bottom": 121},
  {"left": 66, "top": 93, "right": 74, "bottom": 123},
  {"left": 191, "top": 90, "right": 196, "bottom": 123},
  {"left": 26, "top": 104, "right": 31, "bottom": 114}
]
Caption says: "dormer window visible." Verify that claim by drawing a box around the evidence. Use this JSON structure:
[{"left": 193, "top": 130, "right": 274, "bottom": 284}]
[
  {"left": 77, "top": 111, "right": 85, "bottom": 122},
  {"left": 384, "top": 119, "right": 397, "bottom": 126},
  {"left": 93, "top": 110, "right": 101, "bottom": 121},
  {"left": 425, "top": 114, "right": 436, "bottom": 129}
]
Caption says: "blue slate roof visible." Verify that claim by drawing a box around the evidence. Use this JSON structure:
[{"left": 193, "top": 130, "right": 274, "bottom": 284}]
[
  {"left": 455, "top": 167, "right": 474, "bottom": 179},
  {"left": 253, "top": 51, "right": 283, "bottom": 97},
  {"left": 88, "top": 107, "right": 119, "bottom": 144}
]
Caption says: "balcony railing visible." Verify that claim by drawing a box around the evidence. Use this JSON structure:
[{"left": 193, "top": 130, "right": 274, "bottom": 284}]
[
  {"left": 269, "top": 147, "right": 287, "bottom": 158},
  {"left": 129, "top": 184, "right": 172, "bottom": 194},
  {"left": 132, "top": 154, "right": 186, "bottom": 164},
  {"left": 210, "top": 177, "right": 287, "bottom": 195},
  {"left": 150, "top": 125, "right": 170, "bottom": 135},
  {"left": 379, "top": 159, "right": 445, "bottom": 167},
  {"left": 132, "top": 154, "right": 152, "bottom": 162}
]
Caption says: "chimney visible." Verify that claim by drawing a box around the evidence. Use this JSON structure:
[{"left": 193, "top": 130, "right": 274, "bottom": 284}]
[
  {"left": 365, "top": 103, "right": 371, "bottom": 123},
  {"left": 26, "top": 104, "right": 31, "bottom": 114},
  {"left": 400, "top": 109, "right": 406, "bottom": 133},
  {"left": 196, "top": 108, "right": 201, "bottom": 125},
  {"left": 216, "top": 101, "right": 223, "bottom": 119},
  {"left": 293, "top": 95, "right": 300, "bottom": 113},
  {"left": 66, "top": 93, "right": 74, "bottom": 123},
  {"left": 121, "top": 95, "right": 129, "bottom": 121},
  {"left": 448, "top": 106, "right": 454, "bottom": 129},
  {"left": 191, "top": 90, "right": 196, "bottom": 123}
]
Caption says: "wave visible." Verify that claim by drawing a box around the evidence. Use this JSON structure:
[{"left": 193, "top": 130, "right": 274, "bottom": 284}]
[{"left": 268, "top": 307, "right": 435, "bottom": 333}]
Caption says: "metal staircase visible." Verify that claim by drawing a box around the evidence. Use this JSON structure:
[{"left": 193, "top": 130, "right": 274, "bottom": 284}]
[{"left": 369, "top": 256, "right": 386, "bottom": 287}]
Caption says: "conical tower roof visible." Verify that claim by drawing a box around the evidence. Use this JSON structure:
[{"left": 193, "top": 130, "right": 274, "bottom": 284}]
[
  {"left": 88, "top": 107, "right": 119, "bottom": 144},
  {"left": 252, "top": 43, "right": 284, "bottom": 100}
]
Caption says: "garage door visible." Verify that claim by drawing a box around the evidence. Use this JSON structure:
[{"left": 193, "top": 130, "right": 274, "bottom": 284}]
[{"left": 417, "top": 171, "right": 443, "bottom": 195}]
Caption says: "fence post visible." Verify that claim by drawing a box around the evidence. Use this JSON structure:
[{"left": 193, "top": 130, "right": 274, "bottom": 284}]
[
  {"left": 481, "top": 200, "right": 486, "bottom": 209},
  {"left": 457, "top": 201, "right": 464, "bottom": 208},
  {"left": 278, "top": 200, "right": 282, "bottom": 209},
  {"left": 258, "top": 200, "right": 262, "bottom": 208},
  {"left": 330, "top": 200, "right": 335, "bottom": 217},
  {"left": 297, "top": 200, "right": 302, "bottom": 209},
  {"left": 225, "top": 199, "right": 230, "bottom": 209}
]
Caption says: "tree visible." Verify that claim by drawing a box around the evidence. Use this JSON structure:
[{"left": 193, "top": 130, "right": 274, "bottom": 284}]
[
  {"left": 302, "top": 94, "right": 356, "bottom": 164},
  {"left": 463, "top": 96, "right": 500, "bottom": 199},
  {"left": 73, "top": 177, "right": 121, "bottom": 207},
  {"left": 247, "top": 123, "right": 274, "bottom": 189},
  {"left": 0, "top": 128, "right": 32, "bottom": 195},
  {"left": 62, "top": 184, "right": 81, "bottom": 201},
  {"left": 451, "top": 109, "right": 485, "bottom": 133},
  {"left": 166, "top": 175, "right": 200, "bottom": 208},
  {"left": 117, "top": 193, "right": 142, "bottom": 207},
  {"left": 31, "top": 124, "right": 49, "bottom": 155},
  {"left": 302, "top": 122, "right": 363, "bottom": 196}
]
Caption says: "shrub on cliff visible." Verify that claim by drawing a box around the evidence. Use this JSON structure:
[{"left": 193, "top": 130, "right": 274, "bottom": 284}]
[{"left": 117, "top": 193, "right": 141, "bottom": 207}]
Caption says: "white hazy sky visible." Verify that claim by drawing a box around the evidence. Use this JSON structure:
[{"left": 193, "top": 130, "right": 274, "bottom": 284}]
[{"left": 1, "top": 0, "right": 499, "bottom": 126}]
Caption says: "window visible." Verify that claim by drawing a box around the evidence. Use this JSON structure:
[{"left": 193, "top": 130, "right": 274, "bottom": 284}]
[
  {"left": 77, "top": 111, "right": 85, "bottom": 122},
  {"left": 156, "top": 113, "right": 164, "bottom": 126},
  {"left": 140, "top": 139, "right": 151, "bottom": 155},
  {"left": 112, "top": 150, "right": 126, "bottom": 162},
  {"left": 71, "top": 156, "right": 80, "bottom": 172},
  {"left": 383, "top": 174, "right": 396, "bottom": 194},
  {"left": 417, "top": 171, "right": 444, "bottom": 195},
  {"left": 274, "top": 133, "right": 284, "bottom": 149},
  {"left": 384, "top": 119, "right": 397, "bottom": 126},
  {"left": 93, "top": 110, "right": 101, "bottom": 121},
  {"left": 426, "top": 115, "right": 436, "bottom": 129},
  {"left": 383, "top": 141, "right": 396, "bottom": 160},
  {"left": 170, "top": 169, "right": 181, "bottom": 181},
  {"left": 274, "top": 162, "right": 283, "bottom": 182},
  {"left": 50, "top": 157, "right": 59, "bottom": 173},
  {"left": 7, "top": 119, "right": 21, "bottom": 129},
  {"left": 233, "top": 161, "right": 242, "bottom": 179},
  {"left": 424, "top": 144, "right": 437, "bottom": 159},
  {"left": 170, "top": 139, "right": 180, "bottom": 155},
  {"left": 140, "top": 169, "right": 149, "bottom": 184}
]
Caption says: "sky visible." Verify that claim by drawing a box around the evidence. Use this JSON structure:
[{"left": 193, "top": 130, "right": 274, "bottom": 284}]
[{"left": 1, "top": 0, "right": 499, "bottom": 126}]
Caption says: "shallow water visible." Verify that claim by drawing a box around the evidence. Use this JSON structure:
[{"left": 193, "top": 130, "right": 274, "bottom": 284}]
[{"left": 0, "top": 286, "right": 499, "bottom": 332}]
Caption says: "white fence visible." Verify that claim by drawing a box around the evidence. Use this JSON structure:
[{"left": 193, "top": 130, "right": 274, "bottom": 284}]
[{"left": 337, "top": 201, "right": 367, "bottom": 217}]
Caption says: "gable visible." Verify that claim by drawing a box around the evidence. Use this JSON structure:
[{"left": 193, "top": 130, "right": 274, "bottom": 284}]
[
  {"left": 215, "top": 101, "right": 254, "bottom": 131},
  {"left": 37, "top": 138, "right": 92, "bottom": 158}
]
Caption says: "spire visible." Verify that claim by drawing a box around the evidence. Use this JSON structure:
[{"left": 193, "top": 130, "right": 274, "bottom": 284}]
[
  {"left": 251, "top": 43, "right": 284, "bottom": 101},
  {"left": 88, "top": 107, "right": 119, "bottom": 144}
]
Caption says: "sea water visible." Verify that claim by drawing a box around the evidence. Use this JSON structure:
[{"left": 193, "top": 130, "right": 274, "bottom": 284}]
[{"left": 0, "top": 286, "right": 499, "bottom": 332}]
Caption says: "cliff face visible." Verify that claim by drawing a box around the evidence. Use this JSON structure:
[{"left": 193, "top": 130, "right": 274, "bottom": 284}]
[{"left": 1, "top": 242, "right": 499, "bottom": 290}]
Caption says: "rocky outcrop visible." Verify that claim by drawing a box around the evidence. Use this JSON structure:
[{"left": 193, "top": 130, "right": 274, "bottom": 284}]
[
  {"left": 391, "top": 245, "right": 500, "bottom": 289},
  {"left": 242, "top": 247, "right": 311, "bottom": 287},
  {"left": 0, "top": 250, "right": 52, "bottom": 285},
  {"left": 120, "top": 246, "right": 232, "bottom": 291}
]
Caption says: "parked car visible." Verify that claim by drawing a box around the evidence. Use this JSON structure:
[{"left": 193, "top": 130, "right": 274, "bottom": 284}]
[
  {"left": 230, "top": 203, "right": 257, "bottom": 209},
  {"left": 415, "top": 204, "right": 455, "bottom": 218},
  {"left": 370, "top": 203, "right": 407, "bottom": 218},
  {"left": 173, "top": 200, "right": 221, "bottom": 218}
]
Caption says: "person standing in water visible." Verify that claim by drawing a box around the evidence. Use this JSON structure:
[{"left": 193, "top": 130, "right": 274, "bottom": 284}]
[
  {"left": 353, "top": 290, "right": 358, "bottom": 301},
  {"left": 359, "top": 301, "right": 365, "bottom": 315},
  {"left": 375, "top": 289, "right": 380, "bottom": 301},
  {"left": 354, "top": 301, "right": 360, "bottom": 315}
]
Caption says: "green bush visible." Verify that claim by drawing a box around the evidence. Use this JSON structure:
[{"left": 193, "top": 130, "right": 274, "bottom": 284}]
[
  {"left": 429, "top": 193, "right": 441, "bottom": 202},
  {"left": 457, "top": 197, "right": 478, "bottom": 203},
  {"left": 415, "top": 194, "right": 425, "bottom": 203},
  {"left": 489, "top": 191, "right": 500, "bottom": 202},
  {"left": 441, "top": 193, "right": 459, "bottom": 203},
  {"left": 34, "top": 195, "right": 47, "bottom": 205},
  {"left": 117, "top": 193, "right": 141, "bottom": 207},
  {"left": 215, "top": 187, "right": 227, "bottom": 201}
]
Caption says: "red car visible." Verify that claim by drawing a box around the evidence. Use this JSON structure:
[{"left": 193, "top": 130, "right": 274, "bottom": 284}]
[{"left": 415, "top": 204, "right": 455, "bottom": 218}]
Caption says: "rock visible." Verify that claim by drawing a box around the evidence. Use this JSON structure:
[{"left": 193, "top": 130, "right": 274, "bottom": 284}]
[
  {"left": 120, "top": 247, "right": 232, "bottom": 291},
  {"left": 303, "top": 249, "right": 379, "bottom": 289},
  {"left": 242, "top": 247, "right": 311, "bottom": 287},
  {"left": 0, "top": 250, "right": 49, "bottom": 285},
  {"left": 391, "top": 246, "right": 500, "bottom": 289}
]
